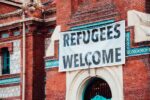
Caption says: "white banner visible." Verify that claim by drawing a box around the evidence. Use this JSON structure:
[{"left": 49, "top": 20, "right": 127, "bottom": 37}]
[{"left": 59, "top": 21, "right": 125, "bottom": 72}]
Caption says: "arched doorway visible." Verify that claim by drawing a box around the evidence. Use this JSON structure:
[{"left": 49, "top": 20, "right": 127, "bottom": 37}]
[
  {"left": 83, "top": 77, "right": 112, "bottom": 100},
  {"left": 66, "top": 67, "right": 123, "bottom": 100}
]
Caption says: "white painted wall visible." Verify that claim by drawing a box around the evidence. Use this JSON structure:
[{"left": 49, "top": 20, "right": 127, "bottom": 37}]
[
  {"left": 66, "top": 66, "right": 124, "bottom": 100},
  {"left": 10, "top": 40, "right": 21, "bottom": 74},
  {"left": 0, "top": 85, "right": 20, "bottom": 98},
  {"left": 128, "top": 10, "right": 150, "bottom": 42},
  {"left": 45, "top": 26, "right": 61, "bottom": 57}
]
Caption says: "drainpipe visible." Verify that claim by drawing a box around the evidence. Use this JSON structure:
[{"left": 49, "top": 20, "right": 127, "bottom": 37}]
[{"left": 22, "top": 1, "right": 26, "bottom": 100}]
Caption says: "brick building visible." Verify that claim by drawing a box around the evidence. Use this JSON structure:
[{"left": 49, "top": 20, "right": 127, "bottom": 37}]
[{"left": 0, "top": 0, "right": 150, "bottom": 100}]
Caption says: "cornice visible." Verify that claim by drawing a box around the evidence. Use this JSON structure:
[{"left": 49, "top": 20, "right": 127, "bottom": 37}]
[
  {"left": 0, "top": 0, "right": 22, "bottom": 8},
  {"left": 0, "top": 17, "right": 56, "bottom": 31},
  {"left": 0, "top": 9, "right": 22, "bottom": 19}
]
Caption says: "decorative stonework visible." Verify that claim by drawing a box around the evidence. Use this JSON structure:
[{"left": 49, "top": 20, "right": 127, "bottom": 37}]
[
  {"left": 66, "top": 66, "right": 123, "bottom": 100},
  {"left": 126, "top": 32, "right": 150, "bottom": 57},
  {"left": 0, "top": 77, "right": 20, "bottom": 85},
  {"left": 0, "top": 9, "right": 22, "bottom": 19},
  {"left": 0, "top": 85, "right": 20, "bottom": 98},
  {"left": 45, "top": 60, "right": 58, "bottom": 69}
]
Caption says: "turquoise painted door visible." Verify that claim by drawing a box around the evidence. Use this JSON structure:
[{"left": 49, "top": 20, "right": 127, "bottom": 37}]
[
  {"left": 83, "top": 78, "right": 112, "bottom": 100},
  {"left": 91, "top": 95, "right": 111, "bottom": 100}
]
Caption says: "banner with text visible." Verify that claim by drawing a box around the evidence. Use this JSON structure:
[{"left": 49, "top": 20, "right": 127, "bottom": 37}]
[{"left": 59, "top": 21, "right": 125, "bottom": 72}]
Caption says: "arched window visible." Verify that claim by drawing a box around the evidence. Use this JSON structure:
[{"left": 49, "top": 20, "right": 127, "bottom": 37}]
[
  {"left": 83, "top": 77, "right": 112, "bottom": 100},
  {"left": 2, "top": 48, "right": 10, "bottom": 74}
]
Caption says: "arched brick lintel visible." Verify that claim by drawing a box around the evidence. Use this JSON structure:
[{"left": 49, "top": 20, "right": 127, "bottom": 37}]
[{"left": 0, "top": 42, "right": 13, "bottom": 55}]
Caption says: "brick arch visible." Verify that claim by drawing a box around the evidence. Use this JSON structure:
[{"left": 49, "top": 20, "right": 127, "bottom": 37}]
[
  {"left": 0, "top": 43, "right": 13, "bottom": 55},
  {"left": 66, "top": 66, "right": 123, "bottom": 100}
]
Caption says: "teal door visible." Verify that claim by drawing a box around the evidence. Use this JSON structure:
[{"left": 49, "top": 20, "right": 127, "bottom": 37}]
[{"left": 83, "top": 78, "right": 112, "bottom": 100}]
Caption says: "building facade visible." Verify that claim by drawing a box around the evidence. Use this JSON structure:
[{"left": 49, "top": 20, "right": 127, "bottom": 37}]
[{"left": 0, "top": 0, "right": 150, "bottom": 100}]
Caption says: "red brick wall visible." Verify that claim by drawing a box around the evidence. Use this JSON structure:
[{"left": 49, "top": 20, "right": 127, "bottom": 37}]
[
  {"left": 56, "top": 0, "right": 72, "bottom": 31},
  {"left": 25, "top": 34, "right": 34, "bottom": 100},
  {"left": 56, "top": 0, "right": 150, "bottom": 99},
  {"left": 0, "top": 3, "right": 21, "bottom": 24},
  {"left": 123, "top": 55, "right": 150, "bottom": 100},
  {"left": 25, "top": 29, "right": 45, "bottom": 100},
  {"left": 32, "top": 33, "right": 45, "bottom": 99},
  {"left": 45, "top": 40, "right": 66, "bottom": 100},
  {"left": 57, "top": 0, "right": 146, "bottom": 30},
  {"left": 0, "top": 3, "right": 19, "bottom": 14},
  {"left": 114, "top": 0, "right": 145, "bottom": 20},
  {"left": 45, "top": 68, "right": 66, "bottom": 100},
  {"left": 0, "top": 16, "right": 21, "bottom": 24}
]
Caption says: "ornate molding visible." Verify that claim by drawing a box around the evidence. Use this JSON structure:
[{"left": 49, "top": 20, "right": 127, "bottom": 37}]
[
  {"left": 0, "top": 0, "right": 22, "bottom": 8},
  {"left": 0, "top": 74, "right": 20, "bottom": 85},
  {"left": 126, "top": 31, "right": 150, "bottom": 57},
  {"left": 0, "top": 9, "right": 22, "bottom": 19},
  {"left": 0, "top": 77, "right": 20, "bottom": 85},
  {"left": 45, "top": 60, "right": 58, "bottom": 69}
]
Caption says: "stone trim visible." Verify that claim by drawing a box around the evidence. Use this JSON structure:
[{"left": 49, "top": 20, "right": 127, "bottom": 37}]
[
  {"left": 0, "top": 9, "right": 22, "bottom": 19},
  {"left": 0, "top": 36, "right": 21, "bottom": 43},
  {"left": 0, "top": 0, "right": 22, "bottom": 8},
  {"left": 66, "top": 66, "right": 123, "bottom": 100},
  {"left": 0, "top": 17, "right": 56, "bottom": 28},
  {"left": 0, "top": 73, "right": 20, "bottom": 80},
  {"left": 1, "top": 96, "right": 20, "bottom": 100},
  {"left": 44, "top": 40, "right": 59, "bottom": 60},
  {"left": 0, "top": 83, "right": 20, "bottom": 88},
  {"left": 0, "top": 77, "right": 20, "bottom": 85},
  {"left": 0, "top": 74, "right": 20, "bottom": 86},
  {"left": 45, "top": 67, "right": 58, "bottom": 72}
]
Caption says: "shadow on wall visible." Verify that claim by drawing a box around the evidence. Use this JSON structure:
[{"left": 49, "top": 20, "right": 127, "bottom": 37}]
[{"left": 146, "top": 0, "right": 150, "bottom": 13}]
